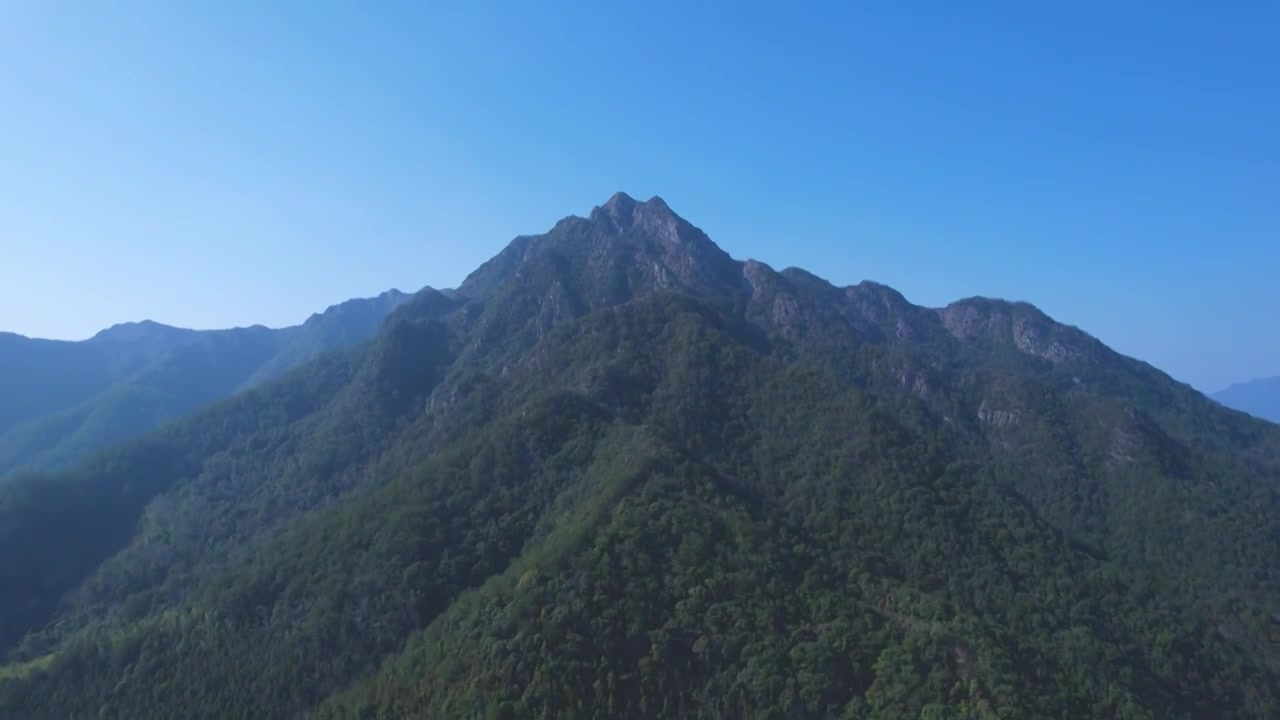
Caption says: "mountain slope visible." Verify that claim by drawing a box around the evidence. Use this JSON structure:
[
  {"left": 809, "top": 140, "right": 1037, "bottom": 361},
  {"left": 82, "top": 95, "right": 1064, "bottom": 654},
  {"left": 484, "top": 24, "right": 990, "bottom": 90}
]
[
  {"left": 239, "top": 288, "right": 409, "bottom": 389},
  {"left": 0, "top": 290, "right": 410, "bottom": 479},
  {"left": 1, "top": 194, "right": 1278, "bottom": 719},
  {"left": 1214, "top": 376, "right": 1280, "bottom": 423},
  {"left": 0, "top": 324, "right": 192, "bottom": 437}
]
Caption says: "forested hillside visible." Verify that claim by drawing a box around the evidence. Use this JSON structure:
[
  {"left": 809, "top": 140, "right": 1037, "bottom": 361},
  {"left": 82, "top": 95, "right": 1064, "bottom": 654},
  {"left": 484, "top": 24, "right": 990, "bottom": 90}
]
[
  {"left": 2, "top": 194, "right": 1278, "bottom": 719},
  {"left": 0, "top": 289, "right": 408, "bottom": 479}
]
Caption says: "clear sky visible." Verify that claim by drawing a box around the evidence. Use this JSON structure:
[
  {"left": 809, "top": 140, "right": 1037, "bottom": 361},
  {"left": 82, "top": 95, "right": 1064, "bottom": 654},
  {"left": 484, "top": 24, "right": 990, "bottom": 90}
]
[{"left": 1, "top": 1, "right": 1276, "bottom": 391}]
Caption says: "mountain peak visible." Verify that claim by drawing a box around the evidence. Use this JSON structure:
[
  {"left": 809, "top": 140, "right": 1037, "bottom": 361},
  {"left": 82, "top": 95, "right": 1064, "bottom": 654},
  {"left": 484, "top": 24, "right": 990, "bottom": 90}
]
[
  {"left": 461, "top": 192, "right": 736, "bottom": 301},
  {"left": 590, "top": 191, "right": 634, "bottom": 223},
  {"left": 588, "top": 191, "right": 678, "bottom": 232},
  {"left": 89, "top": 320, "right": 192, "bottom": 344},
  {"left": 645, "top": 194, "right": 672, "bottom": 211},
  {"left": 599, "top": 190, "right": 638, "bottom": 213}
]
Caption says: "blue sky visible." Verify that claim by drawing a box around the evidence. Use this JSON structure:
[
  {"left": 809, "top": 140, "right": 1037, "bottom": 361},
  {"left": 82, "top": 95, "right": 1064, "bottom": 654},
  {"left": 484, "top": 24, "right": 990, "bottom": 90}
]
[{"left": 1, "top": 1, "right": 1276, "bottom": 391}]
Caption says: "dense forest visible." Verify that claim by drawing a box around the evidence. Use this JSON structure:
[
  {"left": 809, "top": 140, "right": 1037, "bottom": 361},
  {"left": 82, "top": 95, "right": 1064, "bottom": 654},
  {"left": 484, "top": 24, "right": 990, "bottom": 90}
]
[{"left": 1, "top": 193, "right": 1278, "bottom": 719}]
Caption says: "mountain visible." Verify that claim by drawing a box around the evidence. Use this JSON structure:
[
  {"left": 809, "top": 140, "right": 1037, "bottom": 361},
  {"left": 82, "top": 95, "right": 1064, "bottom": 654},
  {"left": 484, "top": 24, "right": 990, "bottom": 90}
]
[
  {"left": 2, "top": 193, "right": 1280, "bottom": 719},
  {"left": 0, "top": 289, "right": 410, "bottom": 479},
  {"left": 239, "top": 289, "right": 411, "bottom": 389},
  {"left": 1214, "top": 376, "right": 1280, "bottom": 423}
]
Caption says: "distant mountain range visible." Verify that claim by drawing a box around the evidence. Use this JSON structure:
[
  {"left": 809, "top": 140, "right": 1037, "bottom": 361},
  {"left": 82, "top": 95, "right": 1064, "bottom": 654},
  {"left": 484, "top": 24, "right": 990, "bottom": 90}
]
[
  {"left": 0, "top": 289, "right": 410, "bottom": 479},
  {"left": 3, "top": 193, "right": 1279, "bottom": 718},
  {"left": 1213, "top": 376, "right": 1280, "bottom": 423}
]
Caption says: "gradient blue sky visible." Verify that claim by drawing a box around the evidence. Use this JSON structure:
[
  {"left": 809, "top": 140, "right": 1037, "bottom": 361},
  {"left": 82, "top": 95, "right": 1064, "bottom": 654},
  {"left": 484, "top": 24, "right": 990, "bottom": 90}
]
[{"left": 2, "top": 2, "right": 1276, "bottom": 391}]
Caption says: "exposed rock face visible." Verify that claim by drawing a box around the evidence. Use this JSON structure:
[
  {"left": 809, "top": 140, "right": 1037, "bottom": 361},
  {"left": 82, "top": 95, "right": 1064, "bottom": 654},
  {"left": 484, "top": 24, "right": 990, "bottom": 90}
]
[
  {"left": 937, "top": 298, "right": 1100, "bottom": 365},
  {"left": 460, "top": 192, "right": 742, "bottom": 307},
  {"left": 740, "top": 259, "right": 774, "bottom": 300},
  {"left": 595, "top": 193, "right": 741, "bottom": 296},
  {"left": 464, "top": 192, "right": 1124, "bottom": 380},
  {"left": 977, "top": 400, "right": 1022, "bottom": 428}
]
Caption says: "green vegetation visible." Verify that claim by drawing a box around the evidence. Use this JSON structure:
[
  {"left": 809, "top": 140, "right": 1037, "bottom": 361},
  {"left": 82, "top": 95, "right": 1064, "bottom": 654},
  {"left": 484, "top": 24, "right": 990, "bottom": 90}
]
[
  {"left": 1, "top": 195, "right": 1278, "bottom": 718},
  {"left": 0, "top": 654, "right": 55, "bottom": 682},
  {"left": 0, "top": 290, "right": 407, "bottom": 479}
]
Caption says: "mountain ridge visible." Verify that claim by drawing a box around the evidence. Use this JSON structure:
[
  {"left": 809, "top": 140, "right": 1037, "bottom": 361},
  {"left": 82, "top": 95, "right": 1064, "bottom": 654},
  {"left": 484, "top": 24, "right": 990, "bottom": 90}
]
[
  {"left": 17, "top": 288, "right": 412, "bottom": 346},
  {"left": 0, "top": 289, "right": 415, "bottom": 479},
  {"left": 1, "top": 193, "right": 1278, "bottom": 718},
  {"left": 1214, "top": 375, "right": 1280, "bottom": 423}
]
